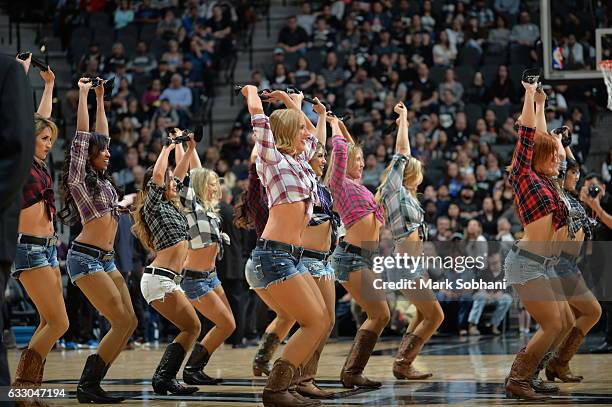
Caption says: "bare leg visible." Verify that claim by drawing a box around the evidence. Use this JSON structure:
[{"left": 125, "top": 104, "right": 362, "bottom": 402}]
[
  {"left": 150, "top": 291, "right": 200, "bottom": 351},
  {"left": 191, "top": 286, "right": 236, "bottom": 353},
  {"left": 342, "top": 269, "right": 391, "bottom": 335},
  {"left": 105, "top": 270, "right": 138, "bottom": 364}
]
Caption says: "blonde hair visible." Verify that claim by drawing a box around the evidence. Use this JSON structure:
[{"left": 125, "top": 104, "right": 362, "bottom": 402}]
[
  {"left": 189, "top": 168, "right": 221, "bottom": 212},
  {"left": 376, "top": 155, "right": 423, "bottom": 208},
  {"left": 323, "top": 142, "right": 363, "bottom": 185},
  {"left": 269, "top": 109, "right": 303, "bottom": 156},
  {"left": 34, "top": 113, "right": 58, "bottom": 143}
]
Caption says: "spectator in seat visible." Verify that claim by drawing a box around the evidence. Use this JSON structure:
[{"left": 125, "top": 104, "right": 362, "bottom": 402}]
[
  {"left": 141, "top": 78, "right": 162, "bottom": 108},
  {"left": 464, "top": 16, "right": 487, "bottom": 53},
  {"left": 367, "top": 1, "right": 391, "bottom": 32},
  {"left": 296, "top": 2, "right": 315, "bottom": 36},
  {"left": 114, "top": 0, "right": 134, "bottom": 30},
  {"left": 157, "top": 9, "right": 181, "bottom": 40},
  {"left": 509, "top": 11, "right": 540, "bottom": 48},
  {"left": 128, "top": 41, "right": 158, "bottom": 76},
  {"left": 562, "top": 34, "right": 585, "bottom": 68},
  {"left": 494, "top": 0, "right": 520, "bottom": 25},
  {"left": 269, "top": 63, "right": 290, "bottom": 91},
  {"left": 438, "top": 89, "right": 463, "bottom": 128},
  {"left": 439, "top": 69, "right": 464, "bottom": 102},
  {"left": 467, "top": 252, "right": 512, "bottom": 335},
  {"left": 152, "top": 59, "right": 173, "bottom": 88},
  {"left": 277, "top": 15, "right": 309, "bottom": 55},
  {"left": 179, "top": 59, "right": 204, "bottom": 111},
  {"left": 468, "top": 0, "right": 495, "bottom": 28},
  {"left": 182, "top": 4, "right": 206, "bottom": 36},
  {"left": 135, "top": 0, "right": 161, "bottom": 24},
  {"left": 496, "top": 217, "right": 514, "bottom": 256},
  {"left": 207, "top": 5, "right": 234, "bottom": 58},
  {"left": 151, "top": 98, "right": 179, "bottom": 130},
  {"left": 486, "top": 65, "right": 515, "bottom": 106},
  {"left": 487, "top": 15, "right": 511, "bottom": 54},
  {"left": 290, "top": 57, "right": 316, "bottom": 91},
  {"left": 411, "top": 64, "right": 439, "bottom": 112},
  {"left": 571, "top": 106, "right": 591, "bottom": 162},
  {"left": 162, "top": 40, "right": 183, "bottom": 72},
  {"left": 465, "top": 72, "right": 487, "bottom": 105},
  {"left": 542, "top": 85, "right": 568, "bottom": 116},
  {"left": 321, "top": 3, "right": 342, "bottom": 30},
  {"left": 311, "top": 17, "right": 335, "bottom": 50},
  {"left": 79, "top": 43, "right": 105, "bottom": 74},
  {"left": 159, "top": 73, "right": 193, "bottom": 112},
  {"left": 105, "top": 42, "right": 128, "bottom": 74}
]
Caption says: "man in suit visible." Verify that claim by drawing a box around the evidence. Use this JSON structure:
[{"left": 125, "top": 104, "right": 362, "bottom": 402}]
[{"left": 0, "top": 54, "right": 36, "bottom": 386}]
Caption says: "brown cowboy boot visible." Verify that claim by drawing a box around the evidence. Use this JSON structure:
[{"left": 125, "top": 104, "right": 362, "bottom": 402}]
[
  {"left": 546, "top": 327, "right": 585, "bottom": 382},
  {"left": 340, "top": 329, "right": 382, "bottom": 389},
  {"left": 12, "top": 348, "right": 50, "bottom": 407},
  {"left": 531, "top": 351, "right": 559, "bottom": 393},
  {"left": 253, "top": 333, "right": 281, "bottom": 377},
  {"left": 505, "top": 347, "right": 550, "bottom": 400},
  {"left": 262, "top": 359, "right": 320, "bottom": 407},
  {"left": 392, "top": 333, "right": 432, "bottom": 380},
  {"left": 35, "top": 359, "right": 46, "bottom": 386},
  {"left": 296, "top": 342, "right": 333, "bottom": 399}
]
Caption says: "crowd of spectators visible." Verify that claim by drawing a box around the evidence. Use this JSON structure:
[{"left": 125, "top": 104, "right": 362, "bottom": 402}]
[{"left": 6, "top": 1, "right": 611, "bottom": 349}]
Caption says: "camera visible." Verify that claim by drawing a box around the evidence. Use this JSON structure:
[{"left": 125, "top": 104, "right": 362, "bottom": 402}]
[
  {"left": 551, "top": 126, "right": 571, "bottom": 147},
  {"left": 588, "top": 184, "right": 602, "bottom": 198},
  {"left": 86, "top": 76, "right": 115, "bottom": 100},
  {"left": 17, "top": 52, "right": 48, "bottom": 71}
]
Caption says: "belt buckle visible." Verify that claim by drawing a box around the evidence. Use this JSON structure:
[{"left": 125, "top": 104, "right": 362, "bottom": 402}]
[
  {"left": 173, "top": 274, "right": 183, "bottom": 284},
  {"left": 102, "top": 252, "right": 114, "bottom": 262},
  {"left": 48, "top": 236, "right": 58, "bottom": 247}
]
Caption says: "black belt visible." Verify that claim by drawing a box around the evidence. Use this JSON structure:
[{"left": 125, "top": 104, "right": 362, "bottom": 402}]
[
  {"left": 71, "top": 242, "right": 115, "bottom": 262},
  {"left": 302, "top": 249, "right": 330, "bottom": 261},
  {"left": 256, "top": 239, "right": 304, "bottom": 260},
  {"left": 17, "top": 234, "right": 57, "bottom": 247},
  {"left": 511, "top": 244, "right": 558, "bottom": 267},
  {"left": 182, "top": 268, "right": 217, "bottom": 280},
  {"left": 338, "top": 240, "right": 377, "bottom": 258},
  {"left": 560, "top": 252, "right": 582, "bottom": 263},
  {"left": 145, "top": 266, "right": 183, "bottom": 284}
]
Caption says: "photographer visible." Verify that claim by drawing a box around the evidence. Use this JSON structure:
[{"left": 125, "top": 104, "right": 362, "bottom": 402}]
[{"left": 580, "top": 174, "right": 612, "bottom": 353}]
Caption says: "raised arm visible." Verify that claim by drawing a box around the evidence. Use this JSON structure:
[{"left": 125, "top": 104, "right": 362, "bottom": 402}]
[
  {"left": 534, "top": 89, "right": 547, "bottom": 134},
  {"left": 242, "top": 85, "right": 264, "bottom": 115},
  {"left": 76, "top": 78, "right": 92, "bottom": 132},
  {"left": 174, "top": 133, "right": 195, "bottom": 181},
  {"left": 394, "top": 102, "right": 410, "bottom": 155},
  {"left": 328, "top": 117, "right": 348, "bottom": 190},
  {"left": 312, "top": 98, "right": 327, "bottom": 147},
  {"left": 94, "top": 78, "right": 109, "bottom": 136},
  {"left": 152, "top": 143, "right": 175, "bottom": 187},
  {"left": 37, "top": 67, "right": 55, "bottom": 118},
  {"left": 511, "top": 82, "right": 537, "bottom": 175}
]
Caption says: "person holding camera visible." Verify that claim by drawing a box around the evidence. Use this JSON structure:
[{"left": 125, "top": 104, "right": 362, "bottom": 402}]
[
  {"left": 10, "top": 59, "right": 70, "bottom": 398},
  {"left": 60, "top": 77, "right": 137, "bottom": 403},
  {"left": 580, "top": 174, "right": 612, "bottom": 354}
]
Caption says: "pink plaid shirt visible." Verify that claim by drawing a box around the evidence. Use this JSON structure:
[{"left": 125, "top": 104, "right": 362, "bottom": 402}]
[
  {"left": 252, "top": 114, "right": 319, "bottom": 218},
  {"left": 329, "top": 135, "right": 384, "bottom": 229}
]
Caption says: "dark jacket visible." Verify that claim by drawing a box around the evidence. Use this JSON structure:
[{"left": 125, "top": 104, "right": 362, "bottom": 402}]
[
  {"left": 0, "top": 56, "right": 35, "bottom": 263},
  {"left": 216, "top": 201, "right": 245, "bottom": 280}
]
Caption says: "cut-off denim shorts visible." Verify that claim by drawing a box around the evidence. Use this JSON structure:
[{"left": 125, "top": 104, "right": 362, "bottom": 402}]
[
  {"left": 297, "top": 256, "right": 335, "bottom": 280},
  {"left": 554, "top": 256, "right": 581, "bottom": 278},
  {"left": 141, "top": 268, "right": 183, "bottom": 304},
  {"left": 385, "top": 262, "right": 426, "bottom": 283},
  {"left": 247, "top": 247, "right": 302, "bottom": 290},
  {"left": 66, "top": 244, "right": 117, "bottom": 284},
  {"left": 504, "top": 248, "right": 555, "bottom": 285},
  {"left": 330, "top": 244, "right": 376, "bottom": 283},
  {"left": 180, "top": 269, "right": 222, "bottom": 301},
  {"left": 12, "top": 239, "right": 59, "bottom": 279}
]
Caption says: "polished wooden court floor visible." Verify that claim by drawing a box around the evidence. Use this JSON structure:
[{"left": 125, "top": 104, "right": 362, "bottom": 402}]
[{"left": 8, "top": 334, "right": 612, "bottom": 406}]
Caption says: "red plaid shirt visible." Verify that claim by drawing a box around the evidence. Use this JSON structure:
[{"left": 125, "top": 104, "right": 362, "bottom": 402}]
[
  {"left": 509, "top": 125, "right": 567, "bottom": 230},
  {"left": 329, "top": 135, "right": 384, "bottom": 229},
  {"left": 246, "top": 163, "right": 269, "bottom": 237},
  {"left": 21, "top": 159, "right": 55, "bottom": 219},
  {"left": 252, "top": 114, "right": 319, "bottom": 218}
]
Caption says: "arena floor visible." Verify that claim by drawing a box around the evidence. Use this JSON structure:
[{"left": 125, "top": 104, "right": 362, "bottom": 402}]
[{"left": 9, "top": 334, "right": 612, "bottom": 406}]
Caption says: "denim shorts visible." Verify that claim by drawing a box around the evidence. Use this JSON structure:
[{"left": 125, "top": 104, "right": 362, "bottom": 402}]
[
  {"left": 297, "top": 256, "right": 335, "bottom": 279},
  {"left": 504, "top": 249, "right": 554, "bottom": 285},
  {"left": 247, "top": 247, "right": 302, "bottom": 289},
  {"left": 11, "top": 242, "right": 59, "bottom": 279},
  {"left": 66, "top": 248, "right": 116, "bottom": 284},
  {"left": 554, "top": 256, "right": 581, "bottom": 278},
  {"left": 385, "top": 262, "right": 426, "bottom": 283},
  {"left": 141, "top": 270, "right": 183, "bottom": 304},
  {"left": 180, "top": 270, "right": 222, "bottom": 301},
  {"left": 330, "top": 244, "right": 375, "bottom": 283}
]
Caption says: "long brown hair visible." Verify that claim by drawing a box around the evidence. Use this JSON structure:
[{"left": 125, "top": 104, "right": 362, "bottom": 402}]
[{"left": 131, "top": 167, "right": 156, "bottom": 251}]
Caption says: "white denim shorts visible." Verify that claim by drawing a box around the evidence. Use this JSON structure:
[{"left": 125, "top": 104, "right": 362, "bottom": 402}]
[{"left": 140, "top": 272, "right": 184, "bottom": 304}]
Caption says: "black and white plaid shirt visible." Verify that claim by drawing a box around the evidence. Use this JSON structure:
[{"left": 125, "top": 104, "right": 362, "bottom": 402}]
[
  {"left": 177, "top": 175, "right": 230, "bottom": 259},
  {"left": 143, "top": 179, "right": 188, "bottom": 251}
]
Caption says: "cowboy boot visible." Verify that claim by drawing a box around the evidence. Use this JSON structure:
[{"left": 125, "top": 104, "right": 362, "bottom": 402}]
[
  {"left": 152, "top": 343, "right": 199, "bottom": 395},
  {"left": 392, "top": 333, "right": 432, "bottom": 380},
  {"left": 262, "top": 358, "right": 320, "bottom": 407},
  {"left": 340, "top": 329, "right": 382, "bottom": 389},
  {"left": 183, "top": 343, "right": 221, "bottom": 385},
  {"left": 505, "top": 347, "right": 550, "bottom": 400},
  {"left": 76, "top": 354, "right": 125, "bottom": 403},
  {"left": 253, "top": 333, "right": 281, "bottom": 377},
  {"left": 296, "top": 342, "right": 333, "bottom": 399},
  {"left": 546, "top": 327, "right": 585, "bottom": 382},
  {"left": 12, "top": 348, "right": 49, "bottom": 407},
  {"left": 531, "top": 351, "right": 559, "bottom": 393},
  {"left": 35, "top": 358, "right": 46, "bottom": 386}
]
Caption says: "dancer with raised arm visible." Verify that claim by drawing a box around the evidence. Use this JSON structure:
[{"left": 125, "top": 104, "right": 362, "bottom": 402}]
[
  {"left": 327, "top": 114, "right": 390, "bottom": 389},
  {"left": 377, "top": 102, "right": 444, "bottom": 380},
  {"left": 61, "top": 78, "right": 138, "bottom": 404},
  {"left": 240, "top": 85, "right": 329, "bottom": 407},
  {"left": 11, "top": 66, "right": 69, "bottom": 398},
  {"left": 172, "top": 133, "right": 235, "bottom": 385},
  {"left": 503, "top": 80, "right": 569, "bottom": 400},
  {"left": 131, "top": 138, "right": 200, "bottom": 396}
]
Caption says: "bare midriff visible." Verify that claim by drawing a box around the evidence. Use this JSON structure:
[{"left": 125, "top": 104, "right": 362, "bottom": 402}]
[
  {"left": 75, "top": 213, "right": 118, "bottom": 251},
  {"left": 302, "top": 221, "right": 332, "bottom": 252},
  {"left": 554, "top": 226, "right": 585, "bottom": 257},
  {"left": 183, "top": 245, "right": 218, "bottom": 272},
  {"left": 18, "top": 201, "right": 54, "bottom": 237},
  {"left": 394, "top": 230, "right": 423, "bottom": 258},
  {"left": 261, "top": 201, "right": 309, "bottom": 247},
  {"left": 344, "top": 213, "right": 382, "bottom": 247},
  {"left": 517, "top": 214, "right": 557, "bottom": 257},
  {"left": 151, "top": 240, "right": 189, "bottom": 273}
]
